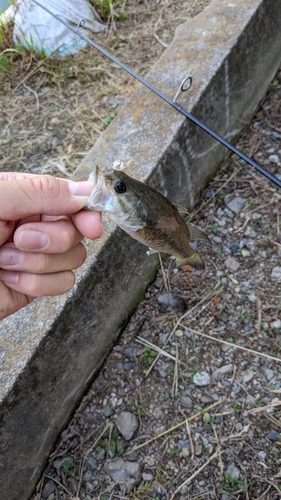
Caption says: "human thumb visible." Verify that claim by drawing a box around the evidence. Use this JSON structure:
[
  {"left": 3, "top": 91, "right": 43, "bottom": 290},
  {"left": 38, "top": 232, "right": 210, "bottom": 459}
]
[{"left": 0, "top": 175, "right": 94, "bottom": 221}]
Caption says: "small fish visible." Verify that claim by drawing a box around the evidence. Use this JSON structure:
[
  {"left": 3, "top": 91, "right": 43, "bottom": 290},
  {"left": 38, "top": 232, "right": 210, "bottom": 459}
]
[{"left": 87, "top": 166, "right": 211, "bottom": 269}]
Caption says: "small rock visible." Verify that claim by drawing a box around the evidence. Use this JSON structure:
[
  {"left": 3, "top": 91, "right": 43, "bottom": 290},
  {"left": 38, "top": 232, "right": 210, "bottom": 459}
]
[
  {"left": 179, "top": 396, "right": 193, "bottom": 407},
  {"left": 105, "top": 458, "right": 141, "bottom": 493},
  {"left": 225, "top": 257, "right": 240, "bottom": 272},
  {"left": 213, "top": 363, "right": 233, "bottom": 380},
  {"left": 271, "top": 266, "right": 281, "bottom": 280},
  {"left": 85, "top": 481, "right": 95, "bottom": 492},
  {"left": 116, "top": 411, "right": 139, "bottom": 440},
  {"left": 178, "top": 439, "right": 190, "bottom": 449},
  {"left": 229, "top": 242, "right": 240, "bottom": 253},
  {"left": 245, "top": 227, "right": 257, "bottom": 238},
  {"left": 181, "top": 447, "right": 190, "bottom": 458},
  {"left": 42, "top": 480, "right": 56, "bottom": 500},
  {"left": 264, "top": 368, "right": 274, "bottom": 381},
  {"left": 86, "top": 456, "right": 98, "bottom": 470},
  {"left": 154, "top": 277, "right": 163, "bottom": 288},
  {"left": 269, "top": 154, "right": 279, "bottom": 164},
  {"left": 123, "top": 362, "right": 133, "bottom": 371},
  {"left": 123, "top": 347, "right": 137, "bottom": 358},
  {"left": 195, "top": 444, "right": 202, "bottom": 456},
  {"left": 142, "top": 472, "right": 153, "bottom": 481},
  {"left": 241, "top": 249, "right": 251, "bottom": 257},
  {"left": 248, "top": 293, "right": 256, "bottom": 302},
  {"left": 242, "top": 369, "right": 254, "bottom": 383},
  {"left": 225, "top": 196, "right": 246, "bottom": 214},
  {"left": 268, "top": 430, "right": 279, "bottom": 442},
  {"left": 225, "top": 462, "right": 240, "bottom": 480},
  {"left": 271, "top": 319, "right": 281, "bottom": 330},
  {"left": 258, "top": 451, "right": 267, "bottom": 461},
  {"left": 193, "top": 371, "right": 210, "bottom": 386},
  {"left": 153, "top": 408, "right": 164, "bottom": 419},
  {"left": 104, "top": 405, "right": 113, "bottom": 418},
  {"left": 157, "top": 292, "right": 180, "bottom": 308}
]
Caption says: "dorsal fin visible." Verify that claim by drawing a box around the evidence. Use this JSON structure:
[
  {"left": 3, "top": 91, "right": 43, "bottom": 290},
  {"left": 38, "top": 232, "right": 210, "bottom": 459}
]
[{"left": 172, "top": 202, "right": 190, "bottom": 215}]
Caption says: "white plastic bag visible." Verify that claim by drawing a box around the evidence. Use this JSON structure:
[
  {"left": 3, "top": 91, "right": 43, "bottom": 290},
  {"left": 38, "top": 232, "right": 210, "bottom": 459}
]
[{"left": 13, "top": 0, "right": 106, "bottom": 56}]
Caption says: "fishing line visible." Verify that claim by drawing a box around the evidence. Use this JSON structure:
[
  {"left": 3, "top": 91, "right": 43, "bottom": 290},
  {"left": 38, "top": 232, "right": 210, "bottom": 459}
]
[{"left": 31, "top": 0, "right": 281, "bottom": 190}]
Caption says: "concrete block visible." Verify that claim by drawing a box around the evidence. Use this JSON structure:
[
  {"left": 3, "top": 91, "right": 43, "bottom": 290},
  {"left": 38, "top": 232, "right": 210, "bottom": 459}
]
[{"left": 1, "top": 1, "right": 281, "bottom": 498}]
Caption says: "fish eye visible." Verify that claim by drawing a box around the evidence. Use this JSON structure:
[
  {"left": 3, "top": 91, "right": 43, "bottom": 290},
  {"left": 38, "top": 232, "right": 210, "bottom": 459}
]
[{"left": 114, "top": 180, "right": 127, "bottom": 194}]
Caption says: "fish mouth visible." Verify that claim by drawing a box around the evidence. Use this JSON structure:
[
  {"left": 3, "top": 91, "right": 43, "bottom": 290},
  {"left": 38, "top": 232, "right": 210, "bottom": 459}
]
[{"left": 87, "top": 165, "right": 114, "bottom": 212}]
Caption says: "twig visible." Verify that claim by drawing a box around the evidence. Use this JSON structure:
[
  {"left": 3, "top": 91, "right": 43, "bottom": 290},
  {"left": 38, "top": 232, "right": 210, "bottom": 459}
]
[
  {"left": 76, "top": 423, "right": 112, "bottom": 496},
  {"left": 45, "top": 474, "right": 72, "bottom": 495},
  {"left": 179, "top": 325, "right": 281, "bottom": 363},
  {"left": 124, "top": 400, "right": 221, "bottom": 456},
  {"left": 169, "top": 450, "right": 219, "bottom": 500},
  {"left": 145, "top": 284, "right": 221, "bottom": 378},
  {"left": 136, "top": 337, "right": 186, "bottom": 366}
]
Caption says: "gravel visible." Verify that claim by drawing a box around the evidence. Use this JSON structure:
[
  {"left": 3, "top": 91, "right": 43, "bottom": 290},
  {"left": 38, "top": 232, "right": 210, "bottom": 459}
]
[{"left": 32, "top": 62, "right": 281, "bottom": 500}]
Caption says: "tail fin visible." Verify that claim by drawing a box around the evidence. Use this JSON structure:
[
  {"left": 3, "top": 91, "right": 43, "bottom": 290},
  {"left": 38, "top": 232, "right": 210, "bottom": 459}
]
[{"left": 176, "top": 251, "right": 205, "bottom": 270}]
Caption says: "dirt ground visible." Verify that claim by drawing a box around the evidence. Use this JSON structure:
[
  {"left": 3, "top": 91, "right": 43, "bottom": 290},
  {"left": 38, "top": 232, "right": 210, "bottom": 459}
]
[{"left": 1, "top": 1, "right": 281, "bottom": 500}]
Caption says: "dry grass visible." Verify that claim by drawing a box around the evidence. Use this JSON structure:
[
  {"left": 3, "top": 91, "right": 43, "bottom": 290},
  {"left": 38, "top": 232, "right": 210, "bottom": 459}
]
[{"left": 0, "top": 0, "right": 210, "bottom": 175}]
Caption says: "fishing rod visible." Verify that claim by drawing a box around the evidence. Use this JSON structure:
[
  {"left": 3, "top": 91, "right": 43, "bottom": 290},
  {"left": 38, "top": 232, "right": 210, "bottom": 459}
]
[{"left": 31, "top": 0, "right": 281, "bottom": 190}]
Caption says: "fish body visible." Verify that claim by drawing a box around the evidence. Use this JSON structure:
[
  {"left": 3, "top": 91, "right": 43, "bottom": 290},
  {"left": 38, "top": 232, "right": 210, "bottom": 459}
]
[{"left": 87, "top": 166, "right": 211, "bottom": 269}]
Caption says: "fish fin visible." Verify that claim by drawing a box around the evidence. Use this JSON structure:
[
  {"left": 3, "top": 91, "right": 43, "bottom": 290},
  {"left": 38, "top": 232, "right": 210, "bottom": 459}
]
[
  {"left": 146, "top": 248, "right": 158, "bottom": 256},
  {"left": 187, "top": 224, "right": 212, "bottom": 245},
  {"left": 172, "top": 202, "right": 190, "bottom": 215},
  {"left": 176, "top": 252, "right": 205, "bottom": 270}
]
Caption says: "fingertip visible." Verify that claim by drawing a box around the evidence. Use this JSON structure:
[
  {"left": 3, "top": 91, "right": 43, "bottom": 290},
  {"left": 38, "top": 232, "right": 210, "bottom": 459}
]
[{"left": 72, "top": 210, "right": 103, "bottom": 240}]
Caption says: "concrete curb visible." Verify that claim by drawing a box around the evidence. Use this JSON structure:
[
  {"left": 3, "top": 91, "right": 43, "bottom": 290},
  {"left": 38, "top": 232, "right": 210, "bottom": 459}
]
[{"left": 1, "top": 1, "right": 281, "bottom": 498}]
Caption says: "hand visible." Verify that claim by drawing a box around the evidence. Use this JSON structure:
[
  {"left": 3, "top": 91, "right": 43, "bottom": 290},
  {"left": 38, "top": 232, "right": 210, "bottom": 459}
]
[{"left": 0, "top": 172, "right": 102, "bottom": 320}]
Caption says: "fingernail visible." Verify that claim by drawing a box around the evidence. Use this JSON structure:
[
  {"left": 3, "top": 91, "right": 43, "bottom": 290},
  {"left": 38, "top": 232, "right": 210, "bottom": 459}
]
[
  {"left": 0, "top": 248, "right": 24, "bottom": 266},
  {"left": 68, "top": 181, "right": 95, "bottom": 196},
  {"left": 18, "top": 230, "right": 49, "bottom": 250},
  {"left": 0, "top": 270, "right": 19, "bottom": 283}
]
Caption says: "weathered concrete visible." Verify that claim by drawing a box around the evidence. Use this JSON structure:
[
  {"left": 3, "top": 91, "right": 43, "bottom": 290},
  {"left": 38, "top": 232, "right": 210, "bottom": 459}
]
[{"left": 1, "top": 1, "right": 281, "bottom": 499}]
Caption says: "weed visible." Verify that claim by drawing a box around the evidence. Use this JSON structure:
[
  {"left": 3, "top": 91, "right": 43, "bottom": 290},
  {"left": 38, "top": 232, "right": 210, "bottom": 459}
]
[
  {"left": 142, "top": 346, "right": 157, "bottom": 365},
  {"left": 61, "top": 457, "right": 74, "bottom": 476},
  {"left": 232, "top": 399, "right": 240, "bottom": 413},
  {"left": 168, "top": 447, "right": 180, "bottom": 457}
]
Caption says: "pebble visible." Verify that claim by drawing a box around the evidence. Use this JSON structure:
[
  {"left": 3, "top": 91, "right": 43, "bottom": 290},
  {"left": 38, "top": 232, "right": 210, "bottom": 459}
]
[
  {"left": 269, "top": 154, "right": 279, "bottom": 164},
  {"left": 87, "top": 456, "right": 98, "bottom": 470},
  {"left": 153, "top": 408, "right": 165, "bottom": 419},
  {"left": 213, "top": 363, "right": 233, "bottom": 380},
  {"left": 229, "top": 242, "right": 240, "bottom": 253},
  {"left": 123, "top": 361, "right": 133, "bottom": 371},
  {"left": 142, "top": 472, "right": 153, "bottom": 481},
  {"left": 42, "top": 480, "right": 56, "bottom": 500},
  {"left": 224, "top": 257, "right": 240, "bottom": 272},
  {"left": 242, "top": 369, "right": 254, "bottom": 383},
  {"left": 268, "top": 430, "right": 279, "bottom": 441},
  {"left": 248, "top": 293, "right": 256, "bottom": 302},
  {"left": 116, "top": 411, "right": 139, "bottom": 440},
  {"left": 264, "top": 368, "right": 274, "bottom": 381},
  {"left": 271, "top": 319, "right": 281, "bottom": 329},
  {"left": 193, "top": 371, "right": 210, "bottom": 386},
  {"left": 258, "top": 451, "right": 267, "bottom": 461},
  {"left": 179, "top": 396, "right": 193, "bottom": 407},
  {"left": 271, "top": 266, "right": 281, "bottom": 280},
  {"left": 123, "top": 347, "right": 137, "bottom": 358},
  {"left": 195, "top": 444, "right": 203, "bottom": 456},
  {"left": 241, "top": 249, "right": 251, "bottom": 257},
  {"left": 105, "top": 458, "right": 141, "bottom": 493},
  {"left": 244, "top": 227, "right": 257, "bottom": 238},
  {"left": 225, "top": 462, "right": 240, "bottom": 480},
  {"left": 225, "top": 196, "right": 246, "bottom": 214},
  {"left": 103, "top": 405, "right": 113, "bottom": 418}
]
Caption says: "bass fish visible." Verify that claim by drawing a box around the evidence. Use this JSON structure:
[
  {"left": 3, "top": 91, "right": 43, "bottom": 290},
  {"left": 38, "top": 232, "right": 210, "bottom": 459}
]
[{"left": 87, "top": 166, "right": 211, "bottom": 269}]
